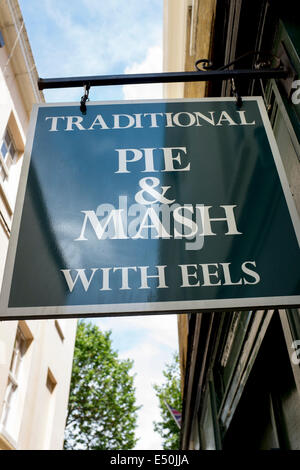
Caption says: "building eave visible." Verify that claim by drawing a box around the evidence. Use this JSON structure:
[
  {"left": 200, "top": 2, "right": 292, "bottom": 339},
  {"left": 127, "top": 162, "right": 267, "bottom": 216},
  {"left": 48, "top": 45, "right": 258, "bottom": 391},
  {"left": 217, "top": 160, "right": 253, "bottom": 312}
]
[{"left": 0, "top": 0, "right": 44, "bottom": 117}]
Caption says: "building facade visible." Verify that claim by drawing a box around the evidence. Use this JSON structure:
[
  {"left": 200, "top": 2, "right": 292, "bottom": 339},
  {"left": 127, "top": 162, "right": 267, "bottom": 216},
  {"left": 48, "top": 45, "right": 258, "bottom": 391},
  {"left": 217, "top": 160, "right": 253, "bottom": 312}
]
[
  {"left": 0, "top": 0, "right": 77, "bottom": 450},
  {"left": 164, "top": 0, "right": 300, "bottom": 449}
]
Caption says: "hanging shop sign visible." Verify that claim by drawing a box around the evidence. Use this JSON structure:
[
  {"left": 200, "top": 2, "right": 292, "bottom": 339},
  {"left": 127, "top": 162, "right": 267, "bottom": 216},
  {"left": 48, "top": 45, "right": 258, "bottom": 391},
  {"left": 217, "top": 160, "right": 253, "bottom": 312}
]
[{"left": 0, "top": 97, "right": 299, "bottom": 319}]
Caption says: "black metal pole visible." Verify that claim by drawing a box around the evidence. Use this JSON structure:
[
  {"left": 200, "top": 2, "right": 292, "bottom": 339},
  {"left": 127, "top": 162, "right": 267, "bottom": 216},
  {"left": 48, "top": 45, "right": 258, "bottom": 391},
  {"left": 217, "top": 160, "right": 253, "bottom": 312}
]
[{"left": 38, "top": 68, "right": 289, "bottom": 90}]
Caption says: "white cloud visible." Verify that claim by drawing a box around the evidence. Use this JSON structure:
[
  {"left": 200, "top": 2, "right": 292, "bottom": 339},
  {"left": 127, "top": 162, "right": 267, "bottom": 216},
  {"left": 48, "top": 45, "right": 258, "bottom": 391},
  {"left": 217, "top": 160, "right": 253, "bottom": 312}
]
[
  {"left": 20, "top": 1, "right": 162, "bottom": 90},
  {"left": 97, "top": 314, "right": 178, "bottom": 350},
  {"left": 19, "top": 0, "right": 163, "bottom": 102},
  {"left": 120, "top": 327, "right": 178, "bottom": 449},
  {"left": 123, "top": 45, "right": 163, "bottom": 100},
  {"left": 123, "top": 342, "right": 166, "bottom": 449}
]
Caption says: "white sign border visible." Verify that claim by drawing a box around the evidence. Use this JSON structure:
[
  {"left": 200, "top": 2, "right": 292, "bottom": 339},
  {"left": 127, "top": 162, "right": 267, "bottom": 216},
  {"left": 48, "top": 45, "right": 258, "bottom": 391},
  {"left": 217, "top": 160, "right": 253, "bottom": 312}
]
[{"left": 1, "top": 97, "right": 300, "bottom": 319}]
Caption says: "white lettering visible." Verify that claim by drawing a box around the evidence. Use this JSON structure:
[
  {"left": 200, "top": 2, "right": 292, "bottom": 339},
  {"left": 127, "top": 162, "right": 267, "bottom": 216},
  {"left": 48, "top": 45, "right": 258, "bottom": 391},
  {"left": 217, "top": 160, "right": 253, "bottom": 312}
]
[
  {"left": 201, "top": 263, "right": 221, "bottom": 286},
  {"left": 115, "top": 148, "right": 144, "bottom": 173},
  {"left": 100, "top": 267, "right": 112, "bottom": 291},
  {"left": 195, "top": 111, "right": 215, "bottom": 126},
  {"left": 173, "top": 206, "right": 198, "bottom": 238},
  {"left": 143, "top": 112, "right": 164, "bottom": 128},
  {"left": 139, "top": 265, "right": 168, "bottom": 289},
  {"left": 113, "top": 266, "right": 137, "bottom": 290},
  {"left": 179, "top": 264, "right": 200, "bottom": 287},
  {"left": 162, "top": 147, "right": 190, "bottom": 172},
  {"left": 173, "top": 112, "right": 196, "bottom": 127},
  {"left": 196, "top": 205, "right": 242, "bottom": 236},
  {"left": 165, "top": 112, "right": 175, "bottom": 127},
  {"left": 216, "top": 111, "right": 237, "bottom": 126},
  {"left": 220, "top": 262, "right": 243, "bottom": 285},
  {"left": 133, "top": 114, "right": 143, "bottom": 128},
  {"left": 291, "top": 80, "right": 300, "bottom": 105},
  {"left": 237, "top": 110, "right": 255, "bottom": 125},
  {"left": 141, "top": 148, "right": 158, "bottom": 173},
  {"left": 66, "top": 116, "right": 86, "bottom": 131},
  {"left": 88, "top": 114, "right": 109, "bottom": 130},
  {"left": 132, "top": 207, "right": 171, "bottom": 239},
  {"left": 241, "top": 261, "right": 260, "bottom": 284},
  {"left": 61, "top": 268, "right": 98, "bottom": 292},
  {"left": 45, "top": 116, "right": 65, "bottom": 131},
  {"left": 291, "top": 340, "right": 300, "bottom": 365},
  {"left": 74, "top": 210, "right": 128, "bottom": 240},
  {"left": 113, "top": 114, "right": 135, "bottom": 129}
]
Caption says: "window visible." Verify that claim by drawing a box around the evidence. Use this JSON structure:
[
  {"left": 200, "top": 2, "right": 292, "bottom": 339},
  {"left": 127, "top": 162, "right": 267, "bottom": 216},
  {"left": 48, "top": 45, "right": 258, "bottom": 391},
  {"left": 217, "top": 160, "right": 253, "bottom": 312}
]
[
  {"left": 222, "top": 314, "right": 300, "bottom": 449},
  {"left": 43, "top": 368, "right": 57, "bottom": 448},
  {"left": 0, "top": 323, "right": 32, "bottom": 444},
  {"left": 213, "top": 311, "right": 253, "bottom": 406},
  {"left": 0, "top": 128, "right": 17, "bottom": 181},
  {"left": 199, "top": 381, "right": 221, "bottom": 450},
  {"left": 1, "top": 328, "right": 27, "bottom": 430},
  {"left": 200, "top": 392, "right": 215, "bottom": 449},
  {"left": 54, "top": 319, "right": 65, "bottom": 341},
  {"left": 46, "top": 368, "right": 57, "bottom": 394}
]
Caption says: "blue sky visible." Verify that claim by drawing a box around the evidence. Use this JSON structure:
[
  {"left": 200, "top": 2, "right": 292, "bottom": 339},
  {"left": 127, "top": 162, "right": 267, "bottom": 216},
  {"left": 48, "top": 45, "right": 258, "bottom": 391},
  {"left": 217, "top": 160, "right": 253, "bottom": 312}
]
[
  {"left": 18, "top": 0, "right": 179, "bottom": 450},
  {"left": 20, "top": 0, "right": 164, "bottom": 102}
]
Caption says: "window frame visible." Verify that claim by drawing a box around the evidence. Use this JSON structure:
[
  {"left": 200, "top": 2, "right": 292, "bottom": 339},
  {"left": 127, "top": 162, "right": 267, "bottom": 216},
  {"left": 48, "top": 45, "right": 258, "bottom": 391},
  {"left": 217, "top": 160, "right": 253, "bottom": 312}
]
[
  {"left": 0, "top": 328, "right": 27, "bottom": 430},
  {"left": 0, "top": 322, "right": 33, "bottom": 446},
  {"left": 0, "top": 128, "right": 17, "bottom": 182}
]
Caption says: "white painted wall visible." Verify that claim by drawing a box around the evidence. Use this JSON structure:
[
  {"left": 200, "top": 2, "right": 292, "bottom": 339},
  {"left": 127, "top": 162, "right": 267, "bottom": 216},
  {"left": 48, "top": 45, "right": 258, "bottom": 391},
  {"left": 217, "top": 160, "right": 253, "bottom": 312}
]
[{"left": 0, "top": 0, "right": 77, "bottom": 450}]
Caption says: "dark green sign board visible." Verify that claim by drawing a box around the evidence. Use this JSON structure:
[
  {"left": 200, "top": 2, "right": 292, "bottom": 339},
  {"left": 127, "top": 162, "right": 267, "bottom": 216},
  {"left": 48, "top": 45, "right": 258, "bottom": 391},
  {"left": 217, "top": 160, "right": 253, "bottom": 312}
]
[{"left": 1, "top": 98, "right": 299, "bottom": 319}]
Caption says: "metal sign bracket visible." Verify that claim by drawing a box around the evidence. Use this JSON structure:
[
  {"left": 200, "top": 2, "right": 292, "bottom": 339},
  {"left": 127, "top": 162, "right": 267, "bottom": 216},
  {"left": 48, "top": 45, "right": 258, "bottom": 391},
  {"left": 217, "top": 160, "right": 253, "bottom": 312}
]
[{"left": 37, "top": 51, "right": 290, "bottom": 112}]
